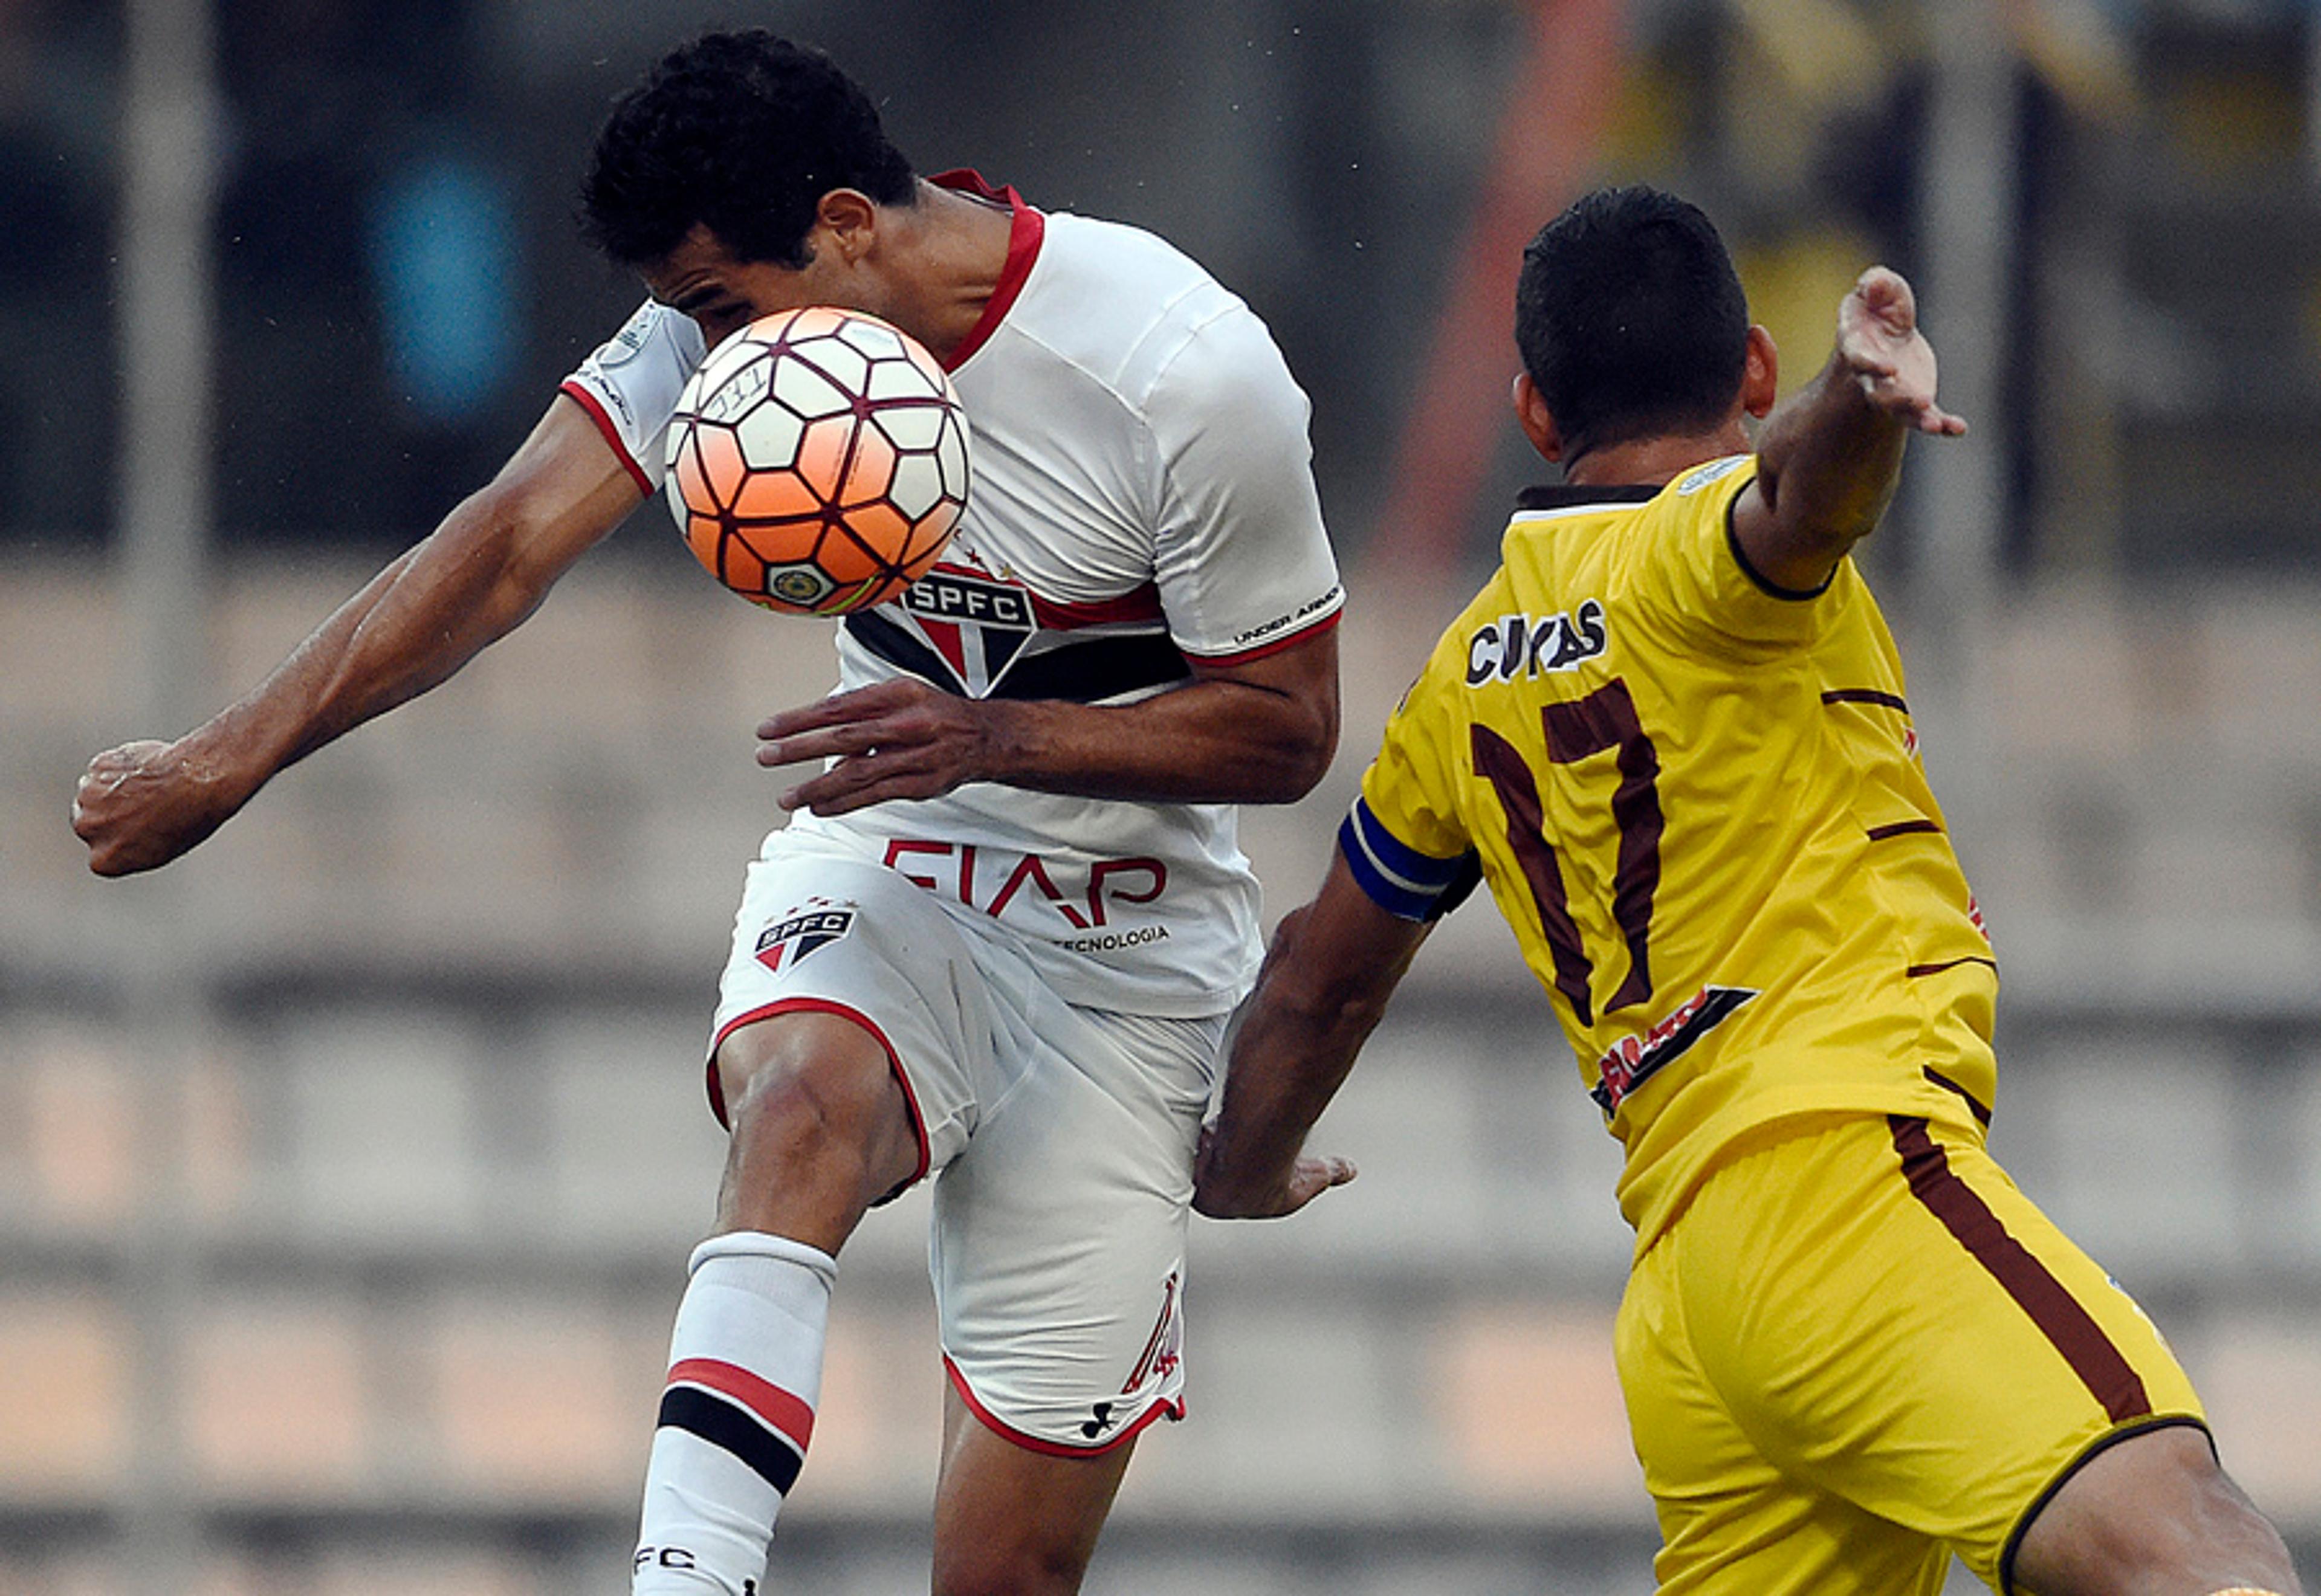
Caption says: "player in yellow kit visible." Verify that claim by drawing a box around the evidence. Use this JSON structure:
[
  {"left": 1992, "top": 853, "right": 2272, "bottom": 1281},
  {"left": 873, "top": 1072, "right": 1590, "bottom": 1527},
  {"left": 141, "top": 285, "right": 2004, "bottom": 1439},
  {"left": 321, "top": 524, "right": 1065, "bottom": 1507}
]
[{"left": 1197, "top": 187, "right": 2304, "bottom": 1596}]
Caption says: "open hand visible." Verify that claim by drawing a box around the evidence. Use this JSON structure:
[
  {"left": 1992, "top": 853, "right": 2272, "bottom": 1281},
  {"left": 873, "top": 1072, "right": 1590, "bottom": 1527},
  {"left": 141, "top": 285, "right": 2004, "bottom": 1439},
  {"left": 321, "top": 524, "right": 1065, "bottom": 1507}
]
[
  {"left": 1191, "top": 1119, "right": 1358, "bottom": 1220},
  {"left": 757, "top": 677, "right": 1007, "bottom": 816},
  {"left": 73, "top": 738, "right": 247, "bottom": 877},
  {"left": 1839, "top": 267, "right": 1969, "bottom": 438}
]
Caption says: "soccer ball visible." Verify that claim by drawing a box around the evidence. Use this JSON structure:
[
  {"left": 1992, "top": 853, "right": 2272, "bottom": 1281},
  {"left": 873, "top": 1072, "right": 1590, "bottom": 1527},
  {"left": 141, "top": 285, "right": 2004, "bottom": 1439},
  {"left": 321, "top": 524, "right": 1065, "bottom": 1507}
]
[{"left": 664, "top": 306, "right": 972, "bottom": 615}]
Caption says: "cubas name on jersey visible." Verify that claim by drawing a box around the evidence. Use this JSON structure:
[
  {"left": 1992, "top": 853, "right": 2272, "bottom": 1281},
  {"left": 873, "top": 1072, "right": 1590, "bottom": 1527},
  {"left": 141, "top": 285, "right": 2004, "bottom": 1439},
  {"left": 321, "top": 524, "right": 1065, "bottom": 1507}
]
[{"left": 1465, "top": 597, "right": 1608, "bottom": 685}]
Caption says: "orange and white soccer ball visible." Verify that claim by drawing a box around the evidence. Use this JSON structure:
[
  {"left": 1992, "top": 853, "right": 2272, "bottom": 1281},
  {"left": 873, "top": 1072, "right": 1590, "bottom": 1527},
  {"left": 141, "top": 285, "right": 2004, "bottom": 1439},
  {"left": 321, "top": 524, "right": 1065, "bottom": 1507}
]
[{"left": 664, "top": 306, "right": 972, "bottom": 615}]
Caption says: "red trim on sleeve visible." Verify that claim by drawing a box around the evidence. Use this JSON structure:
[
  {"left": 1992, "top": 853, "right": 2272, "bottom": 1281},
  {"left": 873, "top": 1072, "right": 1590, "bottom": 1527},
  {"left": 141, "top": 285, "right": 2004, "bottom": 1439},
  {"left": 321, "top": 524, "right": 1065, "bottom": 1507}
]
[
  {"left": 558, "top": 380, "right": 655, "bottom": 495},
  {"left": 942, "top": 1355, "right": 1183, "bottom": 1458},
  {"left": 1189, "top": 604, "right": 1343, "bottom": 668},
  {"left": 707, "top": 998, "right": 933, "bottom": 1190},
  {"left": 1028, "top": 583, "right": 1167, "bottom": 631},
  {"left": 928, "top": 170, "right": 1044, "bottom": 372},
  {"left": 665, "top": 1358, "right": 817, "bottom": 1452}
]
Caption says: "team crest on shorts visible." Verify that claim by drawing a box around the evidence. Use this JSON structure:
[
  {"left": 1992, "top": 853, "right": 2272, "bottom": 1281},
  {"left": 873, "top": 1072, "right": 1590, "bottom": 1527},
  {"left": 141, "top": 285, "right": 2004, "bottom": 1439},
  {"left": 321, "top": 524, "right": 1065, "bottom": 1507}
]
[{"left": 754, "top": 905, "right": 857, "bottom": 974}]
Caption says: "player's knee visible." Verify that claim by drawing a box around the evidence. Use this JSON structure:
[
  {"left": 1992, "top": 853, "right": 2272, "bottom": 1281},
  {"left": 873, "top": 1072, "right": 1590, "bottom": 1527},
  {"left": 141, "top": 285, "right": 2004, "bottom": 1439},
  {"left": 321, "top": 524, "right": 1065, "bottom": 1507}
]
[
  {"left": 933, "top": 1540, "right": 1092, "bottom": 1596},
  {"left": 716, "top": 1018, "right": 917, "bottom": 1202},
  {"left": 727, "top": 1052, "right": 884, "bottom": 1163}
]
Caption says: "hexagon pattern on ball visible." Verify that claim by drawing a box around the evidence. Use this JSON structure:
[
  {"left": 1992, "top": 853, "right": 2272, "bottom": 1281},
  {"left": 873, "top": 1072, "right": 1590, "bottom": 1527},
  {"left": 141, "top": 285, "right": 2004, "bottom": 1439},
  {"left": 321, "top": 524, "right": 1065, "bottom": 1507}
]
[{"left": 665, "top": 306, "right": 972, "bottom": 616}]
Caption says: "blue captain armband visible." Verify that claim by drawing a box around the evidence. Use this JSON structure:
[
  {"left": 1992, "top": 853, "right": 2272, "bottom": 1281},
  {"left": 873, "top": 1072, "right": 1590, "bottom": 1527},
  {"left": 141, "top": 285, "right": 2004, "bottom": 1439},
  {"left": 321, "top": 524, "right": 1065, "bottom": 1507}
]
[{"left": 1338, "top": 798, "right": 1483, "bottom": 922}]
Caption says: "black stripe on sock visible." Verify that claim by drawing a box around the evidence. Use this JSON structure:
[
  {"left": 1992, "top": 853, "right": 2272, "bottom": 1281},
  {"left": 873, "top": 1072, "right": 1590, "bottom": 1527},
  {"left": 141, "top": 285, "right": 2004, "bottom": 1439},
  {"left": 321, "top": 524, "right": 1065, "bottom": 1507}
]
[{"left": 658, "top": 1384, "right": 804, "bottom": 1496}]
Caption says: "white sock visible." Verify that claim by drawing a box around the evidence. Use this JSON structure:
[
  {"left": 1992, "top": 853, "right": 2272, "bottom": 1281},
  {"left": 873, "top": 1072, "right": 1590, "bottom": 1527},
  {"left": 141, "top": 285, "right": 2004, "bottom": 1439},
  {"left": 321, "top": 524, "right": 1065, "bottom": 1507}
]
[{"left": 632, "top": 1232, "right": 838, "bottom": 1595}]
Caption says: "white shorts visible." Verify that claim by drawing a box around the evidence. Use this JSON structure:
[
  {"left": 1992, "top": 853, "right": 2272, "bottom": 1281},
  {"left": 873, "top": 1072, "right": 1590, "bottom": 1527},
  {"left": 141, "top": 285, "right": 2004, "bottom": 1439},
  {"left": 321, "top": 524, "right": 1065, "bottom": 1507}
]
[{"left": 710, "top": 833, "right": 1222, "bottom": 1453}]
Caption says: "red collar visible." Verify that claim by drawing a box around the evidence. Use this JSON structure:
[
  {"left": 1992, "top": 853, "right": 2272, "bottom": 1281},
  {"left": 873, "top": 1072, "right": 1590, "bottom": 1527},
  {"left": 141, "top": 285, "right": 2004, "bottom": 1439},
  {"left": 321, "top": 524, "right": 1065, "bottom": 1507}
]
[{"left": 930, "top": 169, "right": 1043, "bottom": 372}]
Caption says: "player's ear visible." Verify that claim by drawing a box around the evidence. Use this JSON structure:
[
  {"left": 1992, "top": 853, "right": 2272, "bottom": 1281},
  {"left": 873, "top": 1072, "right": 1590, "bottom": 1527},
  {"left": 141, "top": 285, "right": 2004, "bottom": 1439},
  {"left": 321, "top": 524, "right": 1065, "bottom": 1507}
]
[
  {"left": 814, "top": 189, "right": 880, "bottom": 264},
  {"left": 1512, "top": 372, "right": 1565, "bottom": 463},
  {"left": 1741, "top": 325, "right": 1778, "bottom": 421}
]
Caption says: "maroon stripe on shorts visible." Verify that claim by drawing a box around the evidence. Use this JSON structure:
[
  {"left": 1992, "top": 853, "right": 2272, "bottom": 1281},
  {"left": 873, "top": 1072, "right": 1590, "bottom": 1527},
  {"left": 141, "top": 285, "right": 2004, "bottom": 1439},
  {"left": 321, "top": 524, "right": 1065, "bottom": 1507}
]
[{"left": 1888, "top": 1115, "right": 2151, "bottom": 1424}]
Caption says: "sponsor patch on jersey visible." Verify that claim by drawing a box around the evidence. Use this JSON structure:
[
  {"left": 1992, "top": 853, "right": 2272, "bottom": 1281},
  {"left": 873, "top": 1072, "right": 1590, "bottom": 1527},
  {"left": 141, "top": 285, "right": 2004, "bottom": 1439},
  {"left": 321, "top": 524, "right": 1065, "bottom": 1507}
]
[
  {"left": 754, "top": 906, "right": 856, "bottom": 974},
  {"left": 1590, "top": 984, "right": 1758, "bottom": 1115},
  {"left": 571, "top": 370, "right": 637, "bottom": 430},
  {"left": 1465, "top": 598, "right": 1608, "bottom": 685},
  {"left": 600, "top": 300, "right": 665, "bottom": 367},
  {"left": 1228, "top": 583, "right": 1344, "bottom": 650},
  {"left": 1675, "top": 453, "right": 1749, "bottom": 495}
]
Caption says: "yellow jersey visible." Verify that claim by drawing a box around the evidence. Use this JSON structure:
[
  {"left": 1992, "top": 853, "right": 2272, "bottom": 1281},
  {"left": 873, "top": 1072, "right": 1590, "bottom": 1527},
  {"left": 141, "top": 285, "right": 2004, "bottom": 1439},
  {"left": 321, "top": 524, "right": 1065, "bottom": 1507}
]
[{"left": 1345, "top": 456, "right": 1997, "bottom": 1247}]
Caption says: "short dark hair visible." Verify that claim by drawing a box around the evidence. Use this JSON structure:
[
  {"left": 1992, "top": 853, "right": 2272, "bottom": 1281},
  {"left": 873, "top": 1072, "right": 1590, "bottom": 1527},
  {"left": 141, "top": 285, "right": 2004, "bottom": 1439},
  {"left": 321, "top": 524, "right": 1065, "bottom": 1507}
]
[
  {"left": 580, "top": 30, "right": 917, "bottom": 268},
  {"left": 1514, "top": 186, "right": 1750, "bottom": 461}
]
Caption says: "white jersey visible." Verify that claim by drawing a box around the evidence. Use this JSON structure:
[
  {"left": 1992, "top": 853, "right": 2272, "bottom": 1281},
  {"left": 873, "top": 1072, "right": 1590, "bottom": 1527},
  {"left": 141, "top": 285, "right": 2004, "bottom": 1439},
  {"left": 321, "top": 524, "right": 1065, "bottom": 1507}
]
[{"left": 562, "top": 172, "right": 1344, "bottom": 1016}]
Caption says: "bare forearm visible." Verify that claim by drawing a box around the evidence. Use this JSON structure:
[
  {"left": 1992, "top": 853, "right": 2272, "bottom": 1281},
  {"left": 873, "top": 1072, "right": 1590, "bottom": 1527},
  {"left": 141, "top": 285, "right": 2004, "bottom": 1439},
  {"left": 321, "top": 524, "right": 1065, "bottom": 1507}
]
[
  {"left": 74, "top": 499, "right": 562, "bottom": 877},
  {"left": 760, "top": 625, "right": 1340, "bottom": 816},
  {"left": 186, "top": 398, "right": 636, "bottom": 790},
  {"left": 201, "top": 497, "right": 550, "bottom": 783},
  {"left": 1734, "top": 268, "right": 1965, "bottom": 593},
  {"left": 973, "top": 682, "right": 1332, "bottom": 806},
  {"left": 76, "top": 399, "right": 639, "bottom": 877},
  {"left": 1196, "top": 879, "right": 1422, "bottom": 1215},
  {"left": 1750, "top": 354, "right": 1908, "bottom": 561},
  {"left": 1202, "top": 987, "right": 1378, "bottom": 1207}
]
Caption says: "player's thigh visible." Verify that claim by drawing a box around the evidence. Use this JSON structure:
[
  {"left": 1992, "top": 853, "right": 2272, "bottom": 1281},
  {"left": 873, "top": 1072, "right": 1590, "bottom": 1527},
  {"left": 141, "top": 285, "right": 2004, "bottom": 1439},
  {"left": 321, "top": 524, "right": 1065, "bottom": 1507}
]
[
  {"left": 933, "top": 997, "right": 1219, "bottom": 1454},
  {"left": 709, "top": 840, "right": 1004, "bottom": 1184},
  {"left": 2011, "top": 1420, "right": 2299, "bottom": 1596},
  {"left": 1675, "top": 1113, "right": 2206, "bottom": 1594},
  {"left": 1620, "top": 1220, "right": 1952, "bottom": 1596},
  {"left": 930, "top": 1381, "right": 1137, "bottom": 1596}
]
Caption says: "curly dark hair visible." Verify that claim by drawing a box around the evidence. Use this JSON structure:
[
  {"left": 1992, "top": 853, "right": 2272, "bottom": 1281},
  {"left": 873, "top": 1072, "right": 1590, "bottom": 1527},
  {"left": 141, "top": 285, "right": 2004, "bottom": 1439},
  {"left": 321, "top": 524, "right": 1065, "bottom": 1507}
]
[
  {"left": 1514, "top": 187, "right": 1750, "bottom": 462},
  {"left": 580, "top": 30, "right": 917, "bottom": 268}
]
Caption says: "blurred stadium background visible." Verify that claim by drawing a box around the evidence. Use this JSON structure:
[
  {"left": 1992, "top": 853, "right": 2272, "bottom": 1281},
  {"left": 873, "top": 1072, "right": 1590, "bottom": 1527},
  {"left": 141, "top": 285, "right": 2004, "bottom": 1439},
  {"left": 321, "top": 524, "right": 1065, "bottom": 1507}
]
[{"left": 4, "top": 0, "right": 2320, "bottom": 1591}]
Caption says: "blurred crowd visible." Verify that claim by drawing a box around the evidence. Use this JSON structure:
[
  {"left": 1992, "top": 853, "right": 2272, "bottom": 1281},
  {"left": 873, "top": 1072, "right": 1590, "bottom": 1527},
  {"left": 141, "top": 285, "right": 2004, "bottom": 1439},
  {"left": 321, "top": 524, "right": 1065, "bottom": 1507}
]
[{"left": 7, "top": 0, "right": 2319, "bottom": 572}]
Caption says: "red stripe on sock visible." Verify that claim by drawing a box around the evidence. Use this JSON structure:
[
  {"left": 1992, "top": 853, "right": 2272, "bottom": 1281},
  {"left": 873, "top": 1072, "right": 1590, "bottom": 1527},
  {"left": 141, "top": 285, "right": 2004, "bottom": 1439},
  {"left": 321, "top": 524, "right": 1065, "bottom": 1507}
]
[{"left": 666, "top": 1358, "right": 816, "bottom": 1452}]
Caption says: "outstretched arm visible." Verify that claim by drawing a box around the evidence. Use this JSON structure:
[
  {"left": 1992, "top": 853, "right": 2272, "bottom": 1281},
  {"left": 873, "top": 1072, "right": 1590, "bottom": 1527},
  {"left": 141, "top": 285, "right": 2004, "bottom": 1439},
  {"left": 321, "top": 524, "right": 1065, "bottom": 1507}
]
[
  {"left": 1731, "top": 266, "right": 1967, "bottom": 595},
  {"left": 73, "top": 395, "right": 644, "bottom": 876},
  {"left": 1194, "top": 851, "right": 1431, "bottom": 1220}
]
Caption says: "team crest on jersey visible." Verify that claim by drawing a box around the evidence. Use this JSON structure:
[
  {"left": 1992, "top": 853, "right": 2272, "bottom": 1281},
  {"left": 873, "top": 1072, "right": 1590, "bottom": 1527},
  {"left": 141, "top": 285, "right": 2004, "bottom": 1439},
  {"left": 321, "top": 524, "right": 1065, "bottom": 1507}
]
[
  {"left": 1466, "top": 598, "right": 1608, "bottom": 685},
  {"left": 898, "top": 557, "right": 1037, "bottom": 695},
  {"left": 754, "top": 904, "right": 856, "bottom": 974}
]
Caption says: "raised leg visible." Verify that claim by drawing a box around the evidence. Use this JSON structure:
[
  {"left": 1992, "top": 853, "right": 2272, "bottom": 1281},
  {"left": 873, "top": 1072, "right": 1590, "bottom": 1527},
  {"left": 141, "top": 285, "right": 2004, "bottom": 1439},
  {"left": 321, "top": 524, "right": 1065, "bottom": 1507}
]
[
  {"left": 632, "top": 1008, "right": 925, "bottom": 1595},
  {"left": 930, "top": 1380, "right": 1139, "bottom": 1596}
]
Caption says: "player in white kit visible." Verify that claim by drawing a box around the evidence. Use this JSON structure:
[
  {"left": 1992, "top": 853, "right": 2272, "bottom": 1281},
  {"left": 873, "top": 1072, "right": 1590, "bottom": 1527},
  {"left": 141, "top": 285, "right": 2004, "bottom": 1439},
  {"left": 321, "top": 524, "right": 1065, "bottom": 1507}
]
[{"left": 74, "top": 30, "right": 1341, "bottom": 1596}]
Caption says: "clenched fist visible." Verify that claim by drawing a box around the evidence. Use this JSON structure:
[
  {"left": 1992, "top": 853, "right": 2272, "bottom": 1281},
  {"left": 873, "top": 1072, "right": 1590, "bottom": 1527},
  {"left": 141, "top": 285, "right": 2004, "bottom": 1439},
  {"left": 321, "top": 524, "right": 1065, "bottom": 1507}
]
[{"left": 73, "top": 738, "right": 251, "bottom": 877}]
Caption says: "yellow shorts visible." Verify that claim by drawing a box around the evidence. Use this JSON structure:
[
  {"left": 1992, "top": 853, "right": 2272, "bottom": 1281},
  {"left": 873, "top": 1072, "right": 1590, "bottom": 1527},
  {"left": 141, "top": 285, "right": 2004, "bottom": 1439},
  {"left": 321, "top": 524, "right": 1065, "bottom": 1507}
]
[{"left": 1617, "top": 1112, "right": 2207, "bottom": 1595}]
